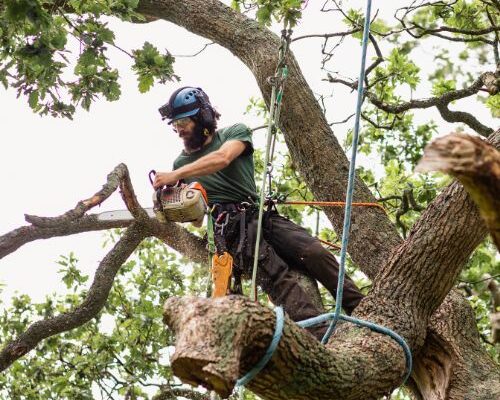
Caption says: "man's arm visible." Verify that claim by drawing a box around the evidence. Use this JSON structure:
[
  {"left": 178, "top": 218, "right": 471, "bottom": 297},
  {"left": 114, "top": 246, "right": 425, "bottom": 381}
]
[{"left": 153, "top": 140, "right": 247, "bottom": 189}]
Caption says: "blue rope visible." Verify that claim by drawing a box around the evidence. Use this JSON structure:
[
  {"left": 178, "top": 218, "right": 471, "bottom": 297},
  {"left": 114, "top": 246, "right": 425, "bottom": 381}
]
[
  {"left": 297, "top": 313, "right": 413, "bottom": 384},
  {"left": 324, "top": 0, "right": 374, "bottom": 343},
  {"left": 236, "top": 306, "right": 284, "bottom": 387},
  {"left": 305, "top": 0, "right": 412, "bottom": 385},
  {"left": 235, "top": 0, "right": 412, "bottom": 389}
]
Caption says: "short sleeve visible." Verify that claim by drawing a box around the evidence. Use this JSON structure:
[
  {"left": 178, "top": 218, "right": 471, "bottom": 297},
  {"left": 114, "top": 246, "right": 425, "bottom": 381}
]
[{"left": 222, "top": 123, "right": 254, "bottom": 156}]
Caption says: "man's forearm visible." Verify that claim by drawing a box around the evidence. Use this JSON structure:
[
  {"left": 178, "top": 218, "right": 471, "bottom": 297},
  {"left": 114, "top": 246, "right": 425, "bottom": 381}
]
[{"left": 174, "top": 151, "right": 229, "bottom": 180}]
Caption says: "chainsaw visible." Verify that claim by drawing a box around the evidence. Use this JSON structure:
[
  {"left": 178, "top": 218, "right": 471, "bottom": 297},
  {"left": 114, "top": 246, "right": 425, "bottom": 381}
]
[
  {"left": 96, "top": 170, "right": 233, "bottom": 298},
  {"left": 96, "top": 170, "right": 208, "bottom": 227}
]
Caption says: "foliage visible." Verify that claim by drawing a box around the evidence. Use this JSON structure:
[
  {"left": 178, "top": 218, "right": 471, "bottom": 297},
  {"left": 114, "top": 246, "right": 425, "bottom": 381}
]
[
  {"left": 231, "top": 0, "right": 304, "bottom": 27},
  {"left": 0, "top": 0, "right": 177, "bottom": 117},
  {"left": 1, "top": 0, "right": 499, "bottom": 398},
  {"left": 0, "top": 235, "right": 206, "bottom": 399}
]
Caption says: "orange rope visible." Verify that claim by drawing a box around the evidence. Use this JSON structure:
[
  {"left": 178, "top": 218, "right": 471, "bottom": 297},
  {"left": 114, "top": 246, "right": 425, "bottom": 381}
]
[
  {"left": 317, "top": 238, "right": 341, "bottom": 250},
  {"left": 280, "top": 200, "right": 385, "bottom": 212}
]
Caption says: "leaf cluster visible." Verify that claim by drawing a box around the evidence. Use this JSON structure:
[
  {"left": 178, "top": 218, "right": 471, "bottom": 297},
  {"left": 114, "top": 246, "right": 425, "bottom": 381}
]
[
  {"left": 0, "top": 235, "right": 206, "bottom": 399},
  {"left": 0, "top": 0, "right": 177, "bottom": 117},
  {"left": 231, "top": 0, "right": 304, "bottom": 27}
]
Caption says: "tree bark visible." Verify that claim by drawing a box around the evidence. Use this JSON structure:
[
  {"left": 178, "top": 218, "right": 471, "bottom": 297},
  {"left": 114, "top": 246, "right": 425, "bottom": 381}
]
[
  {"left": 413, "top": 290, "right": 500, "bottom": 400},
  {"left": 2, "top": 1, "right": 499, "bottom": 398},
  {"left": 163, "top": 158, "right": 500, "bottom": 398},
  {"left": 163, "top": 296, "right": 410, "bottom": 400},
  {"left": 130, "top": 2, "right": 500, "bottom": 398},
  {"left": 0, "top": 223, "right": 147, "bottom": 371}
]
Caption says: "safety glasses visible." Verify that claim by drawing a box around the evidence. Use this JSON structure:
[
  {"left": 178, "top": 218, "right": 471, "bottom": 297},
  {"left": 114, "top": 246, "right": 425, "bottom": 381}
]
[{"left": 172, "top": 117, "right": 192, "bottom": 129}]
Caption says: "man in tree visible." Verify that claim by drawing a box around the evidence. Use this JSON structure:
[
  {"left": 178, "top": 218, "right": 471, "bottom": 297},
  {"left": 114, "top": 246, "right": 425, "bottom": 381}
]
[{"left": 153, "top": 86, "right": 364, "bottom": 338}]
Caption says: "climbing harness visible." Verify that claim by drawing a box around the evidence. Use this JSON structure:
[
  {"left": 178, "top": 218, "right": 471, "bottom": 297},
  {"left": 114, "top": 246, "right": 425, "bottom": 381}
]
[
  {"left": 207, "top": 206, "right": 236, "bottom": 298},
  {"left": 239, "top": 0, "right": 413, "bottom": 389}
]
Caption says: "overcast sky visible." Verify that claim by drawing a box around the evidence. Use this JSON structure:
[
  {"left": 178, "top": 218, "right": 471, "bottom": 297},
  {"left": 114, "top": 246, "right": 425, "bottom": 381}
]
[{"left": 1, "top": 1, "right": 496, "bottom": 303}]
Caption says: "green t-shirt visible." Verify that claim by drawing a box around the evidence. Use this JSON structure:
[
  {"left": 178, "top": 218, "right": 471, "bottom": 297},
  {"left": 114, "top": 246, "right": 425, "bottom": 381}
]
[{"left": 173, "top": 123, "right": 258, "bottom": 205}]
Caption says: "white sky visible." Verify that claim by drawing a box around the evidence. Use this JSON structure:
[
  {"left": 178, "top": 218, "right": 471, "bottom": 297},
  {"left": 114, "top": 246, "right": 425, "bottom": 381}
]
[{"left": 0, "top": 0, "right": 497, "bottom": 303}]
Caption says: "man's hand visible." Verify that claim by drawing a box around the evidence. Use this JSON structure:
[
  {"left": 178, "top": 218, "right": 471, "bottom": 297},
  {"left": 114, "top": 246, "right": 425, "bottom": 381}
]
[{"left": 153, "top": 171, "right": 180, "bottom": 189}]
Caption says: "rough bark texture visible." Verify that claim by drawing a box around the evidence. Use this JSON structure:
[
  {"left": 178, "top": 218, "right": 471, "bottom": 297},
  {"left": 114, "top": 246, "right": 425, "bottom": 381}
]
[
  {"left": 161, "top": 140, "right": 500, "bottom": 398},
  {"left": 164, "top": 296, "right": 409, "bottom": 400},
  {"left": 413, "top": 291, "right": 500, "bottom": 400},
  {"left": 417, "top": 133, "right": 500, "bottom": 250},
  {"left": 131, "top": 2, "right": 499, "bottom": 398}
]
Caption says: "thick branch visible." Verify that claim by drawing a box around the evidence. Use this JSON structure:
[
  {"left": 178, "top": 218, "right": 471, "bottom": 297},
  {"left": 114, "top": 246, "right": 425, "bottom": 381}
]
[
  {"left": 152, "top": 386, "right": 210, "bottom": 400},
  {"left": 163, "top": 296, "right": 407, "bottom": 400},
  {"left": 436, "top": 103, "right": 495, "bottom": 137},
  {"left": 150, "top": 219, "right": 207, "bottom": 265},
  {"left": 0, "top": 223, "right": 147, "bottom": 372},
  {"left": 417, "top": 133, "right": 500, "bottom": 250},
  {"left": 413, "top": 290, "right": 500, "bottom": 399},
  {"left": 25, "top": 163, "right": 149, "bottom": 227},
  {"left": 0, "top": 163, "right": 207, "bottom": 265},
  {"left": 0, "top": 216, "right": 131, "bottom": 260}
]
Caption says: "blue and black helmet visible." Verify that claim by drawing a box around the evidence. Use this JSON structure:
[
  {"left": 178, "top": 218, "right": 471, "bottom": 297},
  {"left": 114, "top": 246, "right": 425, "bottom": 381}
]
[{"left": 159, "top": 86, "right": 213, "bottom": 123}]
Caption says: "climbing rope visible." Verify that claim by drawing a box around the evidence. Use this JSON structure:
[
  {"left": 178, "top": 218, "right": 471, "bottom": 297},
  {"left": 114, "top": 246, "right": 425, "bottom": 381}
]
[
  {"left": 250, "top": 23, "right": 293, "bottom": 302},
  {"left": 236, "top": 306, "right": 285, "bottom": 387},
  {"left": 239, "top": 0, "right": 413, "bottom": 388},
  {"left": 206, "top": 206, "right": 217, "bottom": 297},
  {"left": 297, "top": 312, "right": 413, "bottom": 384},
  {"left": 278, "top": 200, "right": 386, "bottom": 212},
  {"left": 316, "top": 0, "right": 412, "bottom": 384}
]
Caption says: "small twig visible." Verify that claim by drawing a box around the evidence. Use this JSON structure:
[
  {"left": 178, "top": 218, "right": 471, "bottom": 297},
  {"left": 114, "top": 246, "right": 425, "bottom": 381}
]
[
  {"left": 329, "top": 113, "right": 355, "bottom": 126},
  {"left": 292, "top": 27, "right": 362, "bottom": 42},
  {"left": 458, "top": 273, "right": 500, "bottom": 285},
  {"left": 172, "top": 42, "right": 215, "bottom": 57}
]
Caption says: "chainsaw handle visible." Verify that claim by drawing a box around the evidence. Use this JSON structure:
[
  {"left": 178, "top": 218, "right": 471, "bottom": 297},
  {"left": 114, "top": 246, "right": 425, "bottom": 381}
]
[
  {"left": 149, "top": 169, "right": 184, "bottom": 189},
  {"left": 148, "top": 170, "right": 157, "bottom": 187}
]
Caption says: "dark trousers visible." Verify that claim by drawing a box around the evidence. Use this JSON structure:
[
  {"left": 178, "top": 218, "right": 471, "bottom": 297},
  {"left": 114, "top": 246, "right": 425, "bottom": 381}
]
[{"left": 221, "top": 207, "right": 364, "bottom": 339}]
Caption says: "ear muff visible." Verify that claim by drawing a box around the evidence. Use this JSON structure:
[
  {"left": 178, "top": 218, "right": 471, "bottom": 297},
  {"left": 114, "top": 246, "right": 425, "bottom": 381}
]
[{"left": 194, "top": 87, "right": 216, "bottom": 128}]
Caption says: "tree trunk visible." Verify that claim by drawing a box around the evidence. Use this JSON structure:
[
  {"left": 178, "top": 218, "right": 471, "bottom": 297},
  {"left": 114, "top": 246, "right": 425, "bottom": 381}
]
[
  {"left": 130, "top": 1, "right": 500, "bottom": 398},
  {"left": 3, "top": 1, "right": 498, "bottom": 398}
]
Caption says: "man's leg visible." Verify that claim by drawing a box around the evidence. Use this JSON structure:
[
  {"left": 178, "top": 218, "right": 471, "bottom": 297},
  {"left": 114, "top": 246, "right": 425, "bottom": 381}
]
[
  {"left": 265, "top": 212, "right": 364, "bottom": 315},
  {"left": 254, "top": 240, "right": 328, "bottom": 340}
]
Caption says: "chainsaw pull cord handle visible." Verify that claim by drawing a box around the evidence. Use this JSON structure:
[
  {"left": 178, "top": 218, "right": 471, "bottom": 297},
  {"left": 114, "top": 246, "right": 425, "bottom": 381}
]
[
  {"left": 149, "top": 169, "right": 186, "bottom": 205},
  {"left": 149, "top": 169, "right": 164, "bottom": 205}
]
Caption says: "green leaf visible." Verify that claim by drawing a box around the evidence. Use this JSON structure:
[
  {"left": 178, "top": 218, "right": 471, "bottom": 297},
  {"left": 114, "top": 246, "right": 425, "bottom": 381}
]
[
  {"left": 28, "top": 90, "right": 38, "bottom": 108},
  {"left": 138, "top": 74, "right": 153, "bottom": 93}
]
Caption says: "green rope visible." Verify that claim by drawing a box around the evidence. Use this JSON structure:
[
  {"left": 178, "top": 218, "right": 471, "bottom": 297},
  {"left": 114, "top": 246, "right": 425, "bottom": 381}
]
[
  {"left": 206, "top": 211, "right": 216, "bottom": 297},
  {"left": 250, "top": 24, "right": 292, "bottom": 302}
]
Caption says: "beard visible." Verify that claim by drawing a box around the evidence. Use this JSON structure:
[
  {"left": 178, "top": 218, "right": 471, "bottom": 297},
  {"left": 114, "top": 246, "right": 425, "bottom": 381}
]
[{"left": 183, "top": 123, "right": 207, "bottom": 152}]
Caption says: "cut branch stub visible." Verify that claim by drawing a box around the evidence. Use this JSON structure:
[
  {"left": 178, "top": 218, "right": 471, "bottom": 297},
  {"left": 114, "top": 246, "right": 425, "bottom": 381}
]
[
  {"left": 416, "top": 132, "right": 500, "bottom": 250},
  {"left": 23, "top": 163, "right": 150, "bottom": 227},
  {"left": 163, "top": 296, "right": 407, "bottom": 400}
]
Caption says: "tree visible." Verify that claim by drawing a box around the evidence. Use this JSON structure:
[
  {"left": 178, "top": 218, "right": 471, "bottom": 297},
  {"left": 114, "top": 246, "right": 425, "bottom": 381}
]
[{"left": 1, "top": 0, "right": 499, "bottom": 399}]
